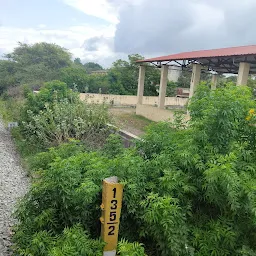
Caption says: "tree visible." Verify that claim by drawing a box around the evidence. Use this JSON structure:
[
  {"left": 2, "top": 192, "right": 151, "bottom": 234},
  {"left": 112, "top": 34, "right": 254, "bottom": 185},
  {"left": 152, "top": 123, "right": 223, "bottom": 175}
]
[
  {"left": 176, "top": 68, "right": 211, "bottom": 88},
  {"left": 74, "top": 58, "right": 83, "bottom": 66},
  {"left": 6, "top": 42, "right": 72, "bottom": 70},
  {"left": 60, "top": 66, "right": 88, "bottom": 92},
  {"left": 3, "top": 42, "right": 72, "bottom": 87},
  {"left": 109, "top": 54, "right": 160, "bottom": 95},
  {"left": 0, "top": 60, "right": 20, "bottom": 93},
  {"left": 83, "top": 62, "right": 103, "bottom": 73},
  {"left": 87, "top": 74, "right": 110, "bottom": 94}
]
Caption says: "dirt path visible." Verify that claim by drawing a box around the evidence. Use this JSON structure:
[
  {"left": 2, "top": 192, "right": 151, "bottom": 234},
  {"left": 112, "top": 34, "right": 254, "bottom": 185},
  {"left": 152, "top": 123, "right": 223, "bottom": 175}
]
[
  {"left": 0, "top": 120, "right": 29, "bottom": 255},
  {"left": 109, "top": 107, "right": 153, "bottom": 136}
]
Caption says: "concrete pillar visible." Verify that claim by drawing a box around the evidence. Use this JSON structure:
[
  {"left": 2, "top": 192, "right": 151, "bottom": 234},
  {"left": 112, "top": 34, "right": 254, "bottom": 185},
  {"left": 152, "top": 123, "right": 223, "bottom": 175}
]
[
  {"left": 189, "top": 64, "right": 202, "bottom": 98},
  {"left": 137, "top": 65, "right": 146, "bottom": 104},
  {"left": 211, "top": 74, "right": 218, "bottom": 90},
  {"left": 158, "top": 65, "right": 168, "bottom": 109},
  {"left": 237, "top": 62, "right": 250, "bottom": 86}
]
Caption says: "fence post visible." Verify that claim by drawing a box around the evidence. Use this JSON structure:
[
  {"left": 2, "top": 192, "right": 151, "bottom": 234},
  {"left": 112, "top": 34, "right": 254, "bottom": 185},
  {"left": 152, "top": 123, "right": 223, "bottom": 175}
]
[{"left": 100, "top": 176, "right": 123, "bottom": 256}]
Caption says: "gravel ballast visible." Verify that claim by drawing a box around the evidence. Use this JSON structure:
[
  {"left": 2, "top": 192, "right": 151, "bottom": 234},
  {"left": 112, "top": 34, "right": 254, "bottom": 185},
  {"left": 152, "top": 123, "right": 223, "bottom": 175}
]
[{"left": 0, "top": 120, "right": 29, "bottom": 255}]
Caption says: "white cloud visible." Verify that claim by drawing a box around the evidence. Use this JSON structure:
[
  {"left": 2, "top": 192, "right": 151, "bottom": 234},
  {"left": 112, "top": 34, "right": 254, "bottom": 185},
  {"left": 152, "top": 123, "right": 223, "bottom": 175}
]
[
  {"left": 70, "top": 46, "right": 125, "bottom": 67},
  {"left": 0, "top": 23, "right": 118, "bottom": 67},
  {"left": 0, "top": 0, "right": 147, "bottom": 66},
  {"left": 62, "top": 0, "right": 119, "bottom": 24},
  {"left": 38, "top": 24, "right": 47, "bottom": 29},
  {"left": 61, "top": 0, "right": 145, "bottom": 24}
]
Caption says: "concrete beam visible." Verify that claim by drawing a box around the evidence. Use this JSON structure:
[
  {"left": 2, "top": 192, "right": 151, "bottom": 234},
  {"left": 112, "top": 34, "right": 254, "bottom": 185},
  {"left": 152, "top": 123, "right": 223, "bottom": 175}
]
[
  {"left": 137, "top": 65, "right": 146, "bottom": 104},
  {"left": 158, "top": 65, "right": 168, "bottom": 109},
  {"left": 189, "top": 64, "right": 202, "bottom": 98},
  {"left": 237, "top": 62, "right": 250, "bottom": 86},
  {"left": 211, "top": 74, "right": 218, "bottom": 90}
]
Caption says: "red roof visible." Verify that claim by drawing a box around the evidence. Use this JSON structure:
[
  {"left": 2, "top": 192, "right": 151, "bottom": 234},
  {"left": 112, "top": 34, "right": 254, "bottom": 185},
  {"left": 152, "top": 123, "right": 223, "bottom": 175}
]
[{"left": 137, "top": 45, "right": 256, "bottom": 63}]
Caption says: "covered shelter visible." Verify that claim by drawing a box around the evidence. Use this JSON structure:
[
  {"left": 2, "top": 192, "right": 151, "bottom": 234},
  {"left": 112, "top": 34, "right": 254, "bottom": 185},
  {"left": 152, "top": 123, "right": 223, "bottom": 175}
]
[{"left": 135, "top": 45, "right": 256, "bottom": 121}]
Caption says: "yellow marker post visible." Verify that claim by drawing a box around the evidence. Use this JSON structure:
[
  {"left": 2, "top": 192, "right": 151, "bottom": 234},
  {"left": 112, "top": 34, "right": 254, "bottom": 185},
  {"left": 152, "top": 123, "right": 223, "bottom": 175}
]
[{"left": 100, "top": 176, "right": 123, "bottom": 256}]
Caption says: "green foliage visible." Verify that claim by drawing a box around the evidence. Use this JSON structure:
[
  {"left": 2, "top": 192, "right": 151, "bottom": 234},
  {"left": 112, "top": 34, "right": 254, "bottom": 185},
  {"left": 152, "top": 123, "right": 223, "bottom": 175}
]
[
  {"left": 27, "top": 140, "right": 85, "bottom": 171},
  {"left": 0, "top": 60, "right": 20, "bottom": 93},
  {"left": 19, "top": 80, "right": 110, "bottom": 150},
  {"left": 166, "top": 81, "right": 177, "bottom": 96},
  {"left": 20, "top": 80, "right": 77, "bottom": 123},
  {"left": 22, "top": 98, "right": 110, "bottom": 147},
  {"left": 83, "top": 62, "right": 103, "bottom": 73},
  {"left": 13, "top": 84, "right": 256, "bottom": 255},
  {"left": 141, "top": 194, "right": 188, "bottom": 255},
  {"left": 0, "top": 43, "right": 161, "bottom": 97},
  {"left": 189, "top": 83, "right": 255, "bottom": 153},
  {"left": 108, "top": 54, "right": 160, "bottom": 96},
  {"left": 118, "top": 239, "right": 146, "bottom": 256},
  {"left": 74, "top": 58, "right": 83, "bottom": 66},
  {"left": 176, "top": 69, "right": 211, "bottom": 88},
  {"left": 13, "top": 225, "right": 104, "bottom": 256},
  {"left": 87, "top": 73, "right": 110, "bottom": 94},
  {"left": 6, "top": 42, "right": 71, "bottom": 70},
  {"left": 60, "top": 66, "right": 88, "bottom": 92},
  {"left": 103, "top": 134, "right": 124, "bottom": 157},
  {"left": 49, "top": 225, "right": 104, "bottom": 256},
  {"left": 0, "top": 98, "right": 23, "bottom": 123},
  {"left": 1, "top": 42, "right": 72, "bottom": 91}
]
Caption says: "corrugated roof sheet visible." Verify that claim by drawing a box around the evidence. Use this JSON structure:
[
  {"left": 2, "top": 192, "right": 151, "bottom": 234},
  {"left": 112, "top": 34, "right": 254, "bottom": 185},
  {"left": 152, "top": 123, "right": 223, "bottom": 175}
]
[{"left": 137, "top": 45, "right": 256, "bottom": 63}]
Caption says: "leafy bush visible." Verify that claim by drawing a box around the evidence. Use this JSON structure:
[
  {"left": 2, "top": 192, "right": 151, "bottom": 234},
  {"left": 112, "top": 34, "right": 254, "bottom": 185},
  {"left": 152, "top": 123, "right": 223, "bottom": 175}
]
[
  {"left": 0, "top": 98, "right": 24, "bottom": 123},
  {"left": 19, "top": 80, "right": 111, "bottom": 149},
  {"left": 22, "top": 98, "right": 110, "bottom": 147},
  {"left": 117, "top": 239, "right": 146, "bottom": 256},
  {"left": 60, "top": 66, "right": 88, "bottom": 92},
  {"left": 188, "top": 83, "right": 255, "bottom": 153},
  {"left": 103, "top": 134, "right": 124, "bottom": 157},
  {"left": 27, "top": 140, "right": 85, "bottom": 171},
  {"left": 13, "top": 85, "right": 256, "bottom": 255},
  {"left": 13, "top": 224, "right": 104, "bottom": 256},
  {"left": 21, "top": 80, "right": 78, "bottom": 121}
]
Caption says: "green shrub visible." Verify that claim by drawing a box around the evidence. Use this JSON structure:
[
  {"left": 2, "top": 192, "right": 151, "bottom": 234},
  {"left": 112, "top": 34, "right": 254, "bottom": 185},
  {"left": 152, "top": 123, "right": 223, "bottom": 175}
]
[
  {"left": 13, "top": 225, "right": 104, "bottom": 256},
  {"left": 188, "top": 84, "right": 255, "bottom": 153},
  {"left": 118, "top": 239, "right": 146, "bottom": 256},
  {"left": 19, "top": 80, "right": 111, "bottom": 149},
  {"left": 22, "top": 98, "right": 110, "bottom": 147},
  {"left": 0, "top": 98, "right": 24, "bottom": 123},
  {"left": 103, "top": 134, "right": 124, "bottom": 157},
  {"left": 27, "top": 140, "right": 85, "bottom": 171},
  {"left": 20, "top": 80, "right": 78, "bottom": 123},
  {"left": 13, "top": 85, "right": 256, "bottom": 255},
  {"left": 60, "top": 66, "right": 88, "bottom": 92}
]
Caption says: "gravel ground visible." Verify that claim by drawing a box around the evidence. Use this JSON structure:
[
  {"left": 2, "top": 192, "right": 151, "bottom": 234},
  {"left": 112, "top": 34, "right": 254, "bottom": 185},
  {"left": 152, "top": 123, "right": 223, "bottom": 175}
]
[{"left": 0, "top": 120, "right": 29, "bottom": 255}]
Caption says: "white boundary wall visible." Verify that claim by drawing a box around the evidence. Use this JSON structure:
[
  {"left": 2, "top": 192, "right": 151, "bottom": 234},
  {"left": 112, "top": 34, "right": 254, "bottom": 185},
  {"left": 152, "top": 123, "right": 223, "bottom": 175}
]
[
  {"left": 80, "top": 93, "right": 188, "bottom": 107},
  {"left": 136, "top": 104, "right": 190, "bottom": 122}
]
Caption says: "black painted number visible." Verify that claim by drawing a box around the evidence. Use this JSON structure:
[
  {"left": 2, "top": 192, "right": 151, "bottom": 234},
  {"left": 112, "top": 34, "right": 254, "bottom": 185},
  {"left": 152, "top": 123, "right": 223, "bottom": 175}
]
[
  {"left": 113, "top": 188, "right": 116, "bottom": 198},
  {"left": 110, "top": 211, "right": 117, "bottom": 221},
  {"left": 111, "top": 200, "right": 117, "bottom": 210},
  {"left": 108, "top": 225, "right": 115, "bottom": 235}
]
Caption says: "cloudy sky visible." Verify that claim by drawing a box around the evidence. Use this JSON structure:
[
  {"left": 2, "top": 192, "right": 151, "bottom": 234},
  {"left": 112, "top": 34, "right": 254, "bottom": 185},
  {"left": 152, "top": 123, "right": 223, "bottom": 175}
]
[{"left": 0, "top": 0, "right": 256, "bottom": 67}]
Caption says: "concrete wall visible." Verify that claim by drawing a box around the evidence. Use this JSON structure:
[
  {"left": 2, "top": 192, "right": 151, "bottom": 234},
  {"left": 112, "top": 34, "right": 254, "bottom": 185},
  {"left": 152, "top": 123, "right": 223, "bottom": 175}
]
[
  {"left": 136, "top": 104, "right": 174, "bottom": 122},
  {"left": 80, "top": 93, "right": 188, "bottom": 107},
  {"left": 136, "top": 104, "right": 190, "bottom": 122}
]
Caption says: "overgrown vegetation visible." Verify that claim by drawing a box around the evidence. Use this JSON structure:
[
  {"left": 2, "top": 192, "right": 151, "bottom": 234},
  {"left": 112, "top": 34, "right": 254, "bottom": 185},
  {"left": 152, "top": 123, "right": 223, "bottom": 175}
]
[
  {"left": 2, "top": 41, "right": 255, "bottom": 100},
  {"left": 2, "top": 40, "right": 256, "bottom": 256},
  {"left": 0, "top": 42, "right": 161, "bottom": 96},
  {"left": 5, "top": 83, "right": 256, "bottom": 255},
  {"left": 1, "top": 80, "right": 112, "bottom": 158},
  {"left": 19, "top": 81, "right": 110, "bottom": 149}
]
